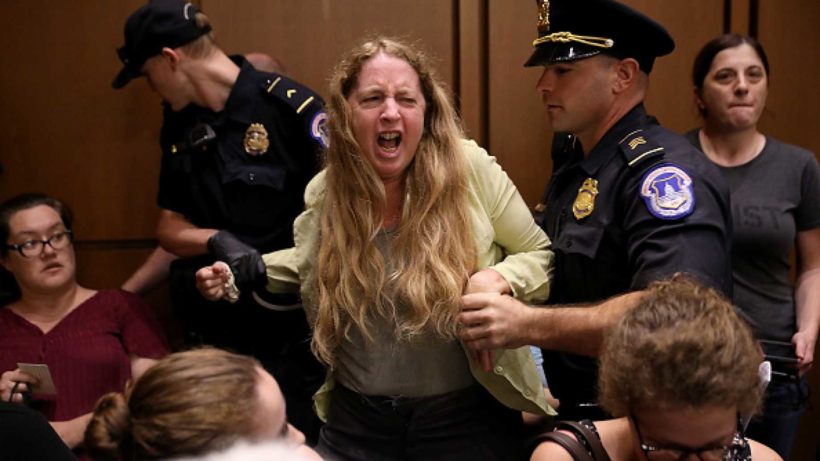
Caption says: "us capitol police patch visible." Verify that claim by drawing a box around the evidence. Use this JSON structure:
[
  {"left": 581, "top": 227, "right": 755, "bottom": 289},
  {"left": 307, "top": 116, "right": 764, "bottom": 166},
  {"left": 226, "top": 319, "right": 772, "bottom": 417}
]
[{"left": 639, "top": 163, "right": 695, "bottom": 220}]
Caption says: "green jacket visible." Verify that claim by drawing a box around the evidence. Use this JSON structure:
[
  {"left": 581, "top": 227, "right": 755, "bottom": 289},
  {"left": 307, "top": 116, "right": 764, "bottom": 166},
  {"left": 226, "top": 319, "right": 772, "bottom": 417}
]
[{"left": 261, "top": 139, "right": 556, "bottom": 419}]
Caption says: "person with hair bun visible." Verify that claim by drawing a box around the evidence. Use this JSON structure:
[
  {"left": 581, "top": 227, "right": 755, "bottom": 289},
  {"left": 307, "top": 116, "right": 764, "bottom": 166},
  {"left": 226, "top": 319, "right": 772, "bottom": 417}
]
[
  {"left": 0, "top": 193, "right": 168, "bottom": 459},
  {"left": 530, "top": 277, "right": 781, "bottom": 461},
  {"left": 85, "top": 348, "right": 320, "bottom": 461}
]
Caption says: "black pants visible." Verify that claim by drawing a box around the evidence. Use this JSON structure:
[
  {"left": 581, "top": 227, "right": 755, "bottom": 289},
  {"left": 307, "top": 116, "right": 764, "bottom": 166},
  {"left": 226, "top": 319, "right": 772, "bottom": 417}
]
[
  {"left": 169, "top": 257, "right": 325, "bottom": 444},
  {"left": 317, "top": 384, "right": 525, "bottom": 461}
]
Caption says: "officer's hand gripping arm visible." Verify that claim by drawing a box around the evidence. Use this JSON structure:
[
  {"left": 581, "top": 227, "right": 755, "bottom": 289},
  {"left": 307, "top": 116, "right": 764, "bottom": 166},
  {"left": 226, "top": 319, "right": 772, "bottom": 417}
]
[{"left": 207, "top": 231, "right": 265, "bottom": 288}]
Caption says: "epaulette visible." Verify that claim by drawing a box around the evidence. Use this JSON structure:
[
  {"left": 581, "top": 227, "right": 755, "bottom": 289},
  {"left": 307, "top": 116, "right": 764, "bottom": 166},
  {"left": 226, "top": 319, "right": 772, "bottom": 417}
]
[
  {"left": 262, "top": 73, "right": 321, "bottom": 116},
  {"left": 618, "top": 129, "right": 665, "bottom": 168},
  {"left": 261, "top": 73, "right": 328, "bottom": 148}
]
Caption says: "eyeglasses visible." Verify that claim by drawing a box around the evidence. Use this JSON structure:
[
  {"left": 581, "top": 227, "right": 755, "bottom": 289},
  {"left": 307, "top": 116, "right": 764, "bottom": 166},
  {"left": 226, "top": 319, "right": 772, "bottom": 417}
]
[
  {"left": 632, "top": 413, "right": 740, "bottom": 461},
  {"left": 6, "top": 230, "right": 73, "bottom": 258}
]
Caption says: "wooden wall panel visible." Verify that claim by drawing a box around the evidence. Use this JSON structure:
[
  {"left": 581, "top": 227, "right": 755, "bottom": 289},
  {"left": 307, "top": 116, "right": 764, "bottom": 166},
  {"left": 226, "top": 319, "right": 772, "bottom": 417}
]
[
  {"left": 458, "top": 0, "right": 488, "bottom": 146},
  {"left": 199, "top": 0, "right": 456, "bottom": 102},
  {"left": 0, "top": 0, "right": 163, "bottom": 241},
  {"left": 758, "top": 2, "right": 820, "bottom": 459},
  {"left": 619, "top": 0, "right": 725, "bottom": 134},
  {"left": 730, "top": 0, "right": 751, "bottom": 35},
  {"left": 756, "top": 0, "right": 820, "bottom": 158},
  {"left": 486, "top": 1, "right": 553, "bottom": 207}
]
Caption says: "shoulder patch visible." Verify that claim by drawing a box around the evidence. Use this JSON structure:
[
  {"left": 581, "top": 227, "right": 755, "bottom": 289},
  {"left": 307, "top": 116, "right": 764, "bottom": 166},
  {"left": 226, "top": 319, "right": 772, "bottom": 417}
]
[
  {"left": 309, "top": 110, "right": 329, "bottom": 148},
  {"left": 639, "top": 163, "right": 696, "bottom": 220},
  {"left": 619, "top": 129, "right": 665, "bottom": 168}
]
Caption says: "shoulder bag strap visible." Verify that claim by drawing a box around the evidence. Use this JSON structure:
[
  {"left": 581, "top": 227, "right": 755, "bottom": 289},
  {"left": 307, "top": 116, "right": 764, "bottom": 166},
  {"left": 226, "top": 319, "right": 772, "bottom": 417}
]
[
  {"left": 558, "top": 421, "right": 612, "bottom": 461},
  {"left": 529, "top": 431, "right": 595, "bottom": 461}
]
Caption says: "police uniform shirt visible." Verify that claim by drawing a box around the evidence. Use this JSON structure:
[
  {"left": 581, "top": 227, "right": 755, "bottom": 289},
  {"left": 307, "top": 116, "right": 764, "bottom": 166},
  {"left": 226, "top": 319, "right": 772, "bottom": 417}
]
[
  {"left": 538, "top": 103, "right": 732, "bottom": 408},
  {"left": 157, "top": 57, "right": 326, "bottom": 253}
]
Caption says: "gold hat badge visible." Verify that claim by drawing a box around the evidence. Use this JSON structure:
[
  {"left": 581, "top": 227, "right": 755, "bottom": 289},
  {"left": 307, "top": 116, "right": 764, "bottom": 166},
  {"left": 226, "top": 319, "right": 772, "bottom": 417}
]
[
  {"left": 572, "top": 178, "right": 599, "bottom": 220},
  {"left": 244, "top": 123, "right": 269, "bottom": 156},
  {"left": 532, "top": 0, "right": 614, "bottom": 50},
  {"left": 537, "top": 0, "right": 550, "bottom": 33}
]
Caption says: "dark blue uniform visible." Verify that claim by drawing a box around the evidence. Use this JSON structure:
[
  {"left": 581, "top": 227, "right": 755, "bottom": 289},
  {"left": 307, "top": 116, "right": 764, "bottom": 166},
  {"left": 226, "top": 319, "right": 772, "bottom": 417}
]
[
  {"left": 158, "top": 57, "right": 326, "bottom": 442},
  {"left": 159, "top": 58, "right": 326, "bottom": 252},
  {"left": 537, "top": 104, "right": 732, "bottom": 418}
]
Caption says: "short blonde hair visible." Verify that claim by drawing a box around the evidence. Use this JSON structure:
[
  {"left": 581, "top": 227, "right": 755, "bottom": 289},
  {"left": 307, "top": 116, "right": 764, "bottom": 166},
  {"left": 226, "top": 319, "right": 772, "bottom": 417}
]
[{"left": 178, "top": 12, "right": 217, "bottom": 59}]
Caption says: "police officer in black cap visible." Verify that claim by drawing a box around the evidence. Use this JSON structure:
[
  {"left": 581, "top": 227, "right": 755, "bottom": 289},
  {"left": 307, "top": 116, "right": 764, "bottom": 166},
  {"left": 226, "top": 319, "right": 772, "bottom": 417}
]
[
  {"left": 113, "top": 0, "right": 326, "bottom": 441},
  {"left": 459, "top": 0, "right": 732, "bottom": 420}
]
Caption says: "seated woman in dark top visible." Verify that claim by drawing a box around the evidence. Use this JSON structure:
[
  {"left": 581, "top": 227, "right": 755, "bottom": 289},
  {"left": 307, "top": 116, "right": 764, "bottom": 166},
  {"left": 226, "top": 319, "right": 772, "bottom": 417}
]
[
  {"left": 530, "top": 278, "right": 781, "bottom": 461},
  {"left": 0, "top": 193, "right": 169, "bottom": 459}
]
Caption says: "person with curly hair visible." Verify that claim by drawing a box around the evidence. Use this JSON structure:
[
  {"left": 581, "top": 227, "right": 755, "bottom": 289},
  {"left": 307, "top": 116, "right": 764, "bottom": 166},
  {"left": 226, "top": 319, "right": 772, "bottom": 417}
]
[{"left": 530, "top": 278, "right": 781, "bottom": 461}]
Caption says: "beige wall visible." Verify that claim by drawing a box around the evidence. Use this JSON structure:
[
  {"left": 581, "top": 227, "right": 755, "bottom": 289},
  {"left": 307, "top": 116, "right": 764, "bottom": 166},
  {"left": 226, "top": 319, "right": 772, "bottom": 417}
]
[{"left": 1, "top": 1, "right": 818, "bottom": 456}]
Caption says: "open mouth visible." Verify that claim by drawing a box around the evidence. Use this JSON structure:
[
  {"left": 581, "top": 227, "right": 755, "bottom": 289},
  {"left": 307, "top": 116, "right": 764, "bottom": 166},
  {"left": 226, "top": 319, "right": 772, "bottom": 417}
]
[{"left": 377, "top": 132, "right": 402, "bottom": 153}]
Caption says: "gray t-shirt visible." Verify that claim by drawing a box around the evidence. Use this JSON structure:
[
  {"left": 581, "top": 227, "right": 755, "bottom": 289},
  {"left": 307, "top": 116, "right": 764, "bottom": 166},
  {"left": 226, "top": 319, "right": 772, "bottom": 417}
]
[
  {"left": 335, "top": 229, "right": 475, "bottom": 397},
  {"left": 686, "top": 130, "right": 820, "bottom": 342}
]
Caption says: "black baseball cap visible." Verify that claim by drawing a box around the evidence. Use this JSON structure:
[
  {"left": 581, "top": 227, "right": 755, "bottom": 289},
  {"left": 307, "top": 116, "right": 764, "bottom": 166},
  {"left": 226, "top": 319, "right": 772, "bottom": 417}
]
[
  {"left": 523, "top": 0, "right": 674, "bottom": 73},
  {"left": 112, "top": 0, "right": 211, "bottom": 89}
]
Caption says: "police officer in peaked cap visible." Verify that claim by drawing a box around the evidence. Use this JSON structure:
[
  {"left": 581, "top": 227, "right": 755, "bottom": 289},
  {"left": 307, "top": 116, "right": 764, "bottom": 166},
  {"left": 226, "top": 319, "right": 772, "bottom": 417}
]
[
  {"left": 459, "top": 0, "right": 732, "bottom": 420},
  {"left": 113, "top": 0, "right": 326, "bottom": 442}
]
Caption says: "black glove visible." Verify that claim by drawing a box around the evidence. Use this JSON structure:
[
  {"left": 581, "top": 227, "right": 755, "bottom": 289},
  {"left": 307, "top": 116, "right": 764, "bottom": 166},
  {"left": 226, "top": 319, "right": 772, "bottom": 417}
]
[{"left": 207, "top": 231, "right": 265, "bottom": 288}]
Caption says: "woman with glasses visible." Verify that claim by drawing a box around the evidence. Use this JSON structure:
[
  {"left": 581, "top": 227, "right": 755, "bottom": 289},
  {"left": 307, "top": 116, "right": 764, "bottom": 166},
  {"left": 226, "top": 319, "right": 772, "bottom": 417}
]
[
  {"left": 0, "top": 193, "right": 168, "bottom": 459},
  {"left": 530, "top": 278, "right": 782, "bottom": 461}
]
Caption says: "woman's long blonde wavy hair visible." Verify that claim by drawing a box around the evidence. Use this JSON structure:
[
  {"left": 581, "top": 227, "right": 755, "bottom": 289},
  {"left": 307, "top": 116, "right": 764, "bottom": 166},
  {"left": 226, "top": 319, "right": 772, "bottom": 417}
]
[{"left": 312, "top": 37, "right": 475, "bottom": 366}]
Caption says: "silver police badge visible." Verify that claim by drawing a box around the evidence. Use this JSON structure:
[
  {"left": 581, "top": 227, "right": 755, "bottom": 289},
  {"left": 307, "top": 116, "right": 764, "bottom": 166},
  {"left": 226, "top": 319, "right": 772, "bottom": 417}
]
[{"left": 244, "top": 123, "right": 269, "bottom": 156}]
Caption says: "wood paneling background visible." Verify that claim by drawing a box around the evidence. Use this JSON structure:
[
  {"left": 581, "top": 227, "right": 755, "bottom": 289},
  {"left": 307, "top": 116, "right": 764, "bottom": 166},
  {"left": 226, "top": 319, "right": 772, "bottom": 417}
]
[
  {"left": 0, "top": 1, "right": 163, "bottom": 241},
  {"left": 756, "top": 0, "right": 820, "bottom": 158},
  {"left": 0, "top": 1, "right": 818, "bottom": 456},
  {"left": 199, "top": 0, "right": 457, "bottom": 102}
]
